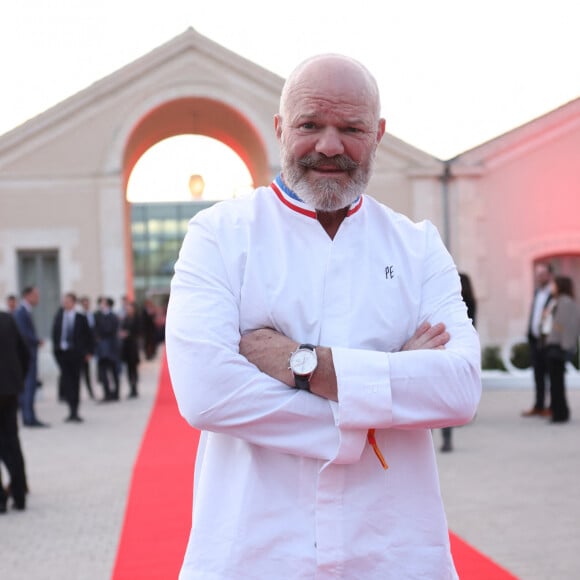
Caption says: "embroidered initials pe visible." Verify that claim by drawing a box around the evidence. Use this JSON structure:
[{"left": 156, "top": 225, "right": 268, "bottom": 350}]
[{"left": 385, "top": 266, "right": 395, "bottom": 279}]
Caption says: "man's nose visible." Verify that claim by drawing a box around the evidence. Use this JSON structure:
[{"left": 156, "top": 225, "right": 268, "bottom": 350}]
[{"left": 315, "top": 128, "right": 344, "bottom": 157}]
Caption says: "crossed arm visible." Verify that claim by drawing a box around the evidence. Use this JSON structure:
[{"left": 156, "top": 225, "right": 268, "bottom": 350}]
[{"left": 239, "top": 321, "right": 450, "bottom": 402}]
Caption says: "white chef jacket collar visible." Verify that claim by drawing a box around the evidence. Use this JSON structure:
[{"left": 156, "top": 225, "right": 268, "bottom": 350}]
[{"left": 271, "top": 174, "right": 363, "bottom": 219}]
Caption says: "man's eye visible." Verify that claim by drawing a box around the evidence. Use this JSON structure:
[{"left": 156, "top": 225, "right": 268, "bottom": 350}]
[
  {"left": 300, "top": 122, "right": 317, "bottom": 130},
  {"left": 344, "top": 127, "right": 362, "bottom": 133}
]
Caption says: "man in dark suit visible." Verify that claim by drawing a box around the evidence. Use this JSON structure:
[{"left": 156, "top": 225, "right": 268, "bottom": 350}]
[
  {"left": 0, "top": 311, "right": 30, "bottom": 511},
  {"left": 51, "top": 292, "right": 94, "bottom": 423},
  {"left": 94, "top": 297, "right": 121, "bottom": 401},
  {"left": 523, "top": 262, "right": 554, "bottom": 417},
  {"left": 13, "top": 286, "right": 47, "bottom": 427}
]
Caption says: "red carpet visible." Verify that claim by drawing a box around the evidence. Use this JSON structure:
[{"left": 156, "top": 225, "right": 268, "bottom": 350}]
[
  {"left": 112, "top": 354, "right": 199, "bottom": 579},
  {"left": 449, "top": 533, "right": 519, "bottom": 579},
  {"left": 113, "top": 354, "right": 518, "bottom": 579}
]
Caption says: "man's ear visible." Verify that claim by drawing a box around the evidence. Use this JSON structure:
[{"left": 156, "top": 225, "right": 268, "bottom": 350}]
[
  {"left": 376, "top": 118, "right": 386, "bottom": 144},
  {"left": 274, "top": 114, "right": 283, "bottom": 140}
]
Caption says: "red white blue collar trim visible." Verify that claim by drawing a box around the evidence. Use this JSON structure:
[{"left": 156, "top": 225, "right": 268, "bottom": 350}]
[{"left": 271, "top": 174, "right": 363, "bottom": 219}]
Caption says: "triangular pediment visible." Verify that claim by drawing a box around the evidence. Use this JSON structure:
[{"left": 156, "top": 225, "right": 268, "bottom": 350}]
[
  {"left": 0, "top": 28, "right": 285, "bottom": 175},
  {"left": 0, "top": 27, "right": 443, "bottom": 180}
]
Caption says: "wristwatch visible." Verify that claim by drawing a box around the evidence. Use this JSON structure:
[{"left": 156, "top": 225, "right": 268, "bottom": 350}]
[{"left": 288, "top": 343, "right": 318, "bottom": 391}]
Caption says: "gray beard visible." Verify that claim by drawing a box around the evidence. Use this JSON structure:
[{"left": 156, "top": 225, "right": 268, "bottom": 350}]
[
  {"left": 293, "top": 177, "right": 359, "bottom": 211},
  {"left": 282, "top": 150, "right": 374, "bottom": 212}
]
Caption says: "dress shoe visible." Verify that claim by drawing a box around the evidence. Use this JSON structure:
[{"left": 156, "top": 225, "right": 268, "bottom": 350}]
[
  {"left": 100, "top": 393, "right": 118, "bottom": 402},
  {"left": 540, "top": 409, "right": 552, "bottom": 417},
  {"left": 521, "top": 408, "right": 543, "bottom": 417},
  {"left": 65, "top": 415, "right": 84, "bottom": 423},
  {"left": 440, "top": 442, "right": 453, "bottom": 452},
  {"left": 12, "top": 499, "right": 26, "bottom": 511},
  {"left": 23, "top": 419, "right": 50, "bottom": 428}
]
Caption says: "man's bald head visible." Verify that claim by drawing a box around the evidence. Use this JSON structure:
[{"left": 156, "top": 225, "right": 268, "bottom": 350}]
[{"left": 279, "top": 54, "right": 382, "bottom": 123}]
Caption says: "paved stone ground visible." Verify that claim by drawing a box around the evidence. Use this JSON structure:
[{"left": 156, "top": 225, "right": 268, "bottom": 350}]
[
  {"left": 437, "top": 386, "right": 580, "bottom": 580},
  {"left": 0, "top": 351, "right": 161, "bottom": 580},
  {"left": 1, "top": 352, "right": 578, "bottom": 580}
]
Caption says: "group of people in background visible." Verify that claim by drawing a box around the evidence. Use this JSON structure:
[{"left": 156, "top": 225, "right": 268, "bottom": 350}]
[
  {"left": 51, "top": 293, "right": 147, "bottom": 422},
  {"left": 524, "top": 262, "right": 580, "bottom": 423},
  {"left": 0, "top": 287, "right": 165, "bottom": 512},
  {"left": 50, "top": 292, "right": 162, "bottom": 421}
]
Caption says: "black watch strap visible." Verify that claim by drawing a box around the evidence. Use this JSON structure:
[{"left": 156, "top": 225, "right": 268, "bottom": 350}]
[
  {"left": 299, "top": 343, "right": 316, "bottom": 351},
  {"left": 294, "top": 374, "right": 311, "bottom": 391}
]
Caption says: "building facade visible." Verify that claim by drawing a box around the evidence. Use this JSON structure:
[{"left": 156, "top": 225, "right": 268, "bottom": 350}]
[{"left": 1, "top": 28, "right": 579, "bottom": 358}]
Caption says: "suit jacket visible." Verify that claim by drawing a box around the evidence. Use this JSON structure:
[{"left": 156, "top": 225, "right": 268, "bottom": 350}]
[
  {"left": 0, "top": 311, "right": 31, "bottom": 395},
  {"left": 13, "top": 302, "right": 40, "bottom": 354},
  {"left": 546, "top": 295, "right": 580, "bottom": 353},
  {"left": 120, "top": 313, "right": 141, "bottom": 365},
  {"left": 51, "top": 309, "right": 94, "bottom": 359},
  {"left": 94, "top": 310, "right": 120, "bottom": 361}
]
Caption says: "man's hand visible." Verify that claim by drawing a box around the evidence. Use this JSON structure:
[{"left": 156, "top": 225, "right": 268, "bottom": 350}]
[{"left": 401, "top": 321, "right": 449, "bottom": 351}]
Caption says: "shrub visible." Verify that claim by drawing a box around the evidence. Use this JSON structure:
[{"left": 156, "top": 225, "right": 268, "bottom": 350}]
[
  {"left": 481, "top": 346, "right": 507, "bottom": 371},
  {"left": 510, "top": 342, "right": 530, "bottom": 370}
]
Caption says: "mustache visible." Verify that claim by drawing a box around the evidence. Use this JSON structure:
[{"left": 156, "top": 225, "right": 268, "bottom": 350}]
[{"left": 297, "top": 153, "right": 359, "bottom": 172}]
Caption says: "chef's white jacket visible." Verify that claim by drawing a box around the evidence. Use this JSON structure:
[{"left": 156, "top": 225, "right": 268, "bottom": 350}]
[{"left": 166, "top": 175, "right": 481, "bottom": 579}]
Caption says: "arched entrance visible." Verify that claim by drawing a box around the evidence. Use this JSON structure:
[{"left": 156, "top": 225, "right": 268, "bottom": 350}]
[
  {"left": 120, "top": 97, "right": 272, "bottom": 300},
  {"left": 122, "top": 97, "right": 271, "bottom": 190}
]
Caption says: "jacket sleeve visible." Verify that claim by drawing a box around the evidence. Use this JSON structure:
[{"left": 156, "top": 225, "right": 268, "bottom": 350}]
[
  {"left": 15, "top": 318, "right": 31, "bottom": 379},
  {"left": 51, "top": 310, "right": 62, "bottom": 354},
  {"left": 549, "top": 297, "right": 580, "bottom": 352},
  {"left": 333, "top": 223, "right": 481, "bottom": 432},
  {"left": 78, "top": 314, "right": 95, "bottom": 356},
  {"left": 15, "top": 308, "right": 37, "bottom": 349}
]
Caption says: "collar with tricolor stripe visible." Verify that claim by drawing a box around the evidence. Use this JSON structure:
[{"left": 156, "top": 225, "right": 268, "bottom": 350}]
[{"left": 270, "top": 174, "right": 363, "bottom": 219}]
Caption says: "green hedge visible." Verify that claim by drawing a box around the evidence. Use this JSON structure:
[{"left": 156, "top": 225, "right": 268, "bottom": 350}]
[{"left": 481, "top": 345, "right": 507, "bottom": 371}]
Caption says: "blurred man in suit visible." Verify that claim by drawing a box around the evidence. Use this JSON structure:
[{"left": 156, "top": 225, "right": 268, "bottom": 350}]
[
  {"left": 13, "top": 287, "right": 47, "bottom": 427},
  {"left": 523, "top": 262, "right": 554, "bottom": 417},
  {"left": 94, "top": 297, "right": 121, "bottom": 401},
  {"left": 0, "top": 311, "right": 30, "bottom": 511},
  {"left": 52, "top": 292, "right": 94, "bottom": 423}
]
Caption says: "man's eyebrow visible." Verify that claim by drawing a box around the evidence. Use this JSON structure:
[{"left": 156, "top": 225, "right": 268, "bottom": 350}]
[
  {"left": 293, "top": 113, "right": 368, "bottom": 126},
  {"left": 293, "top": 112, "right": 317, "bottom": 121}
]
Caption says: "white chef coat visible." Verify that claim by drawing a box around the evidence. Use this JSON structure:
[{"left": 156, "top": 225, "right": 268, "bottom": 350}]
[{"left": 166, "top": 174, "right": 481, "bottom": 580}]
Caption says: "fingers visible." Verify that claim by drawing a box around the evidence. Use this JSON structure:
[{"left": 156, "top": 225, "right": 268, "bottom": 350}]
[
  {"left": 413, "top": 321, "right": 432, "bottom": 339},
  {"left": 401, "top": 322, "right": 449, "bottom": 351},
  {"left": 423, "top": 322, "right": 448, "bottom": 344}
]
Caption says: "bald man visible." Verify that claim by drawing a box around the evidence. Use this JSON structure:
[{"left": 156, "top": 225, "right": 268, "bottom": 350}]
[{"left": 167, "top": 54, "right": 481, "bottom": 579}]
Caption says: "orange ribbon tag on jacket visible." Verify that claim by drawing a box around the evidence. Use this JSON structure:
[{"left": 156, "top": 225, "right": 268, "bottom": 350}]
[{"left": 367, "top": 428, "right": 388, "bottom": 470}]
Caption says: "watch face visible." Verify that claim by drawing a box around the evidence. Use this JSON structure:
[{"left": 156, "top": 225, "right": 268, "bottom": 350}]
[{"left": 291, "top": 348, "right": 317, "bottom": 375}]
